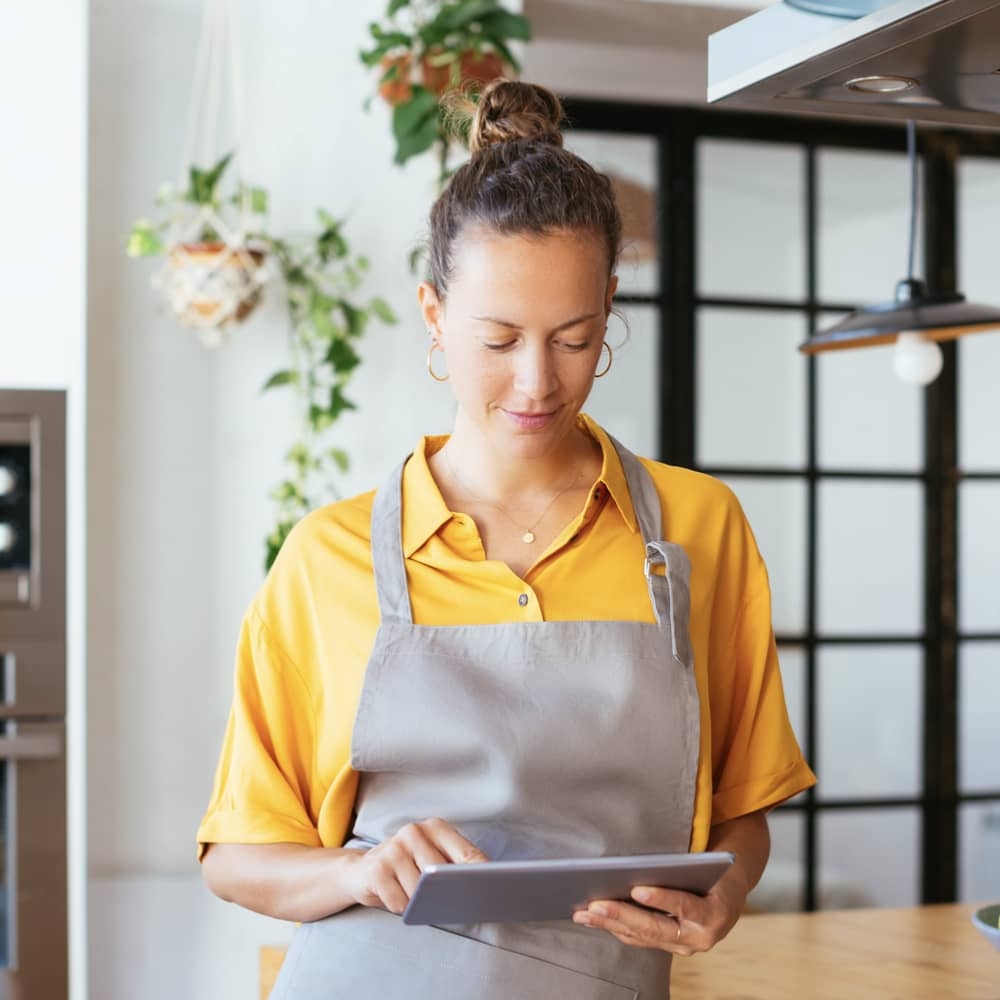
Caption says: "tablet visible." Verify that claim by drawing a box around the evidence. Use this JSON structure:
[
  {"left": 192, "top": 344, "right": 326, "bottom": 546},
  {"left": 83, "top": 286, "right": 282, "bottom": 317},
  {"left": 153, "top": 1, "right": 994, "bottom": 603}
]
[{"left": 401, "top": 850, "right": 734, "bottom": 926}]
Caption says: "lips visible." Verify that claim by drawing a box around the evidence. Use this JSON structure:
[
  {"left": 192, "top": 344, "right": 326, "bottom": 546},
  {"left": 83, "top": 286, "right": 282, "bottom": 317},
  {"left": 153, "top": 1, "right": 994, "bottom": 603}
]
[{"left": 502, "top": 408, "right": 559, "bottom": 431}]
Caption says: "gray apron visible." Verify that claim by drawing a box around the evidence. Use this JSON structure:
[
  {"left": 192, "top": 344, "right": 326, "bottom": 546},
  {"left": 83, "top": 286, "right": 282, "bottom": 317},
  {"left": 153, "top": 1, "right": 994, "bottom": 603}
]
[{"left": 270, "top": 437, "right": 700, "bottom": 999}]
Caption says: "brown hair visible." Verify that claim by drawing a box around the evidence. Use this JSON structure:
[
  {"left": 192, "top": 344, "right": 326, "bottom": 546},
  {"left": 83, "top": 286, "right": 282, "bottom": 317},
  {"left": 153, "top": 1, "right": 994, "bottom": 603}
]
[{"left": 430, "top": 80, "right": 622, "bottom": 298}]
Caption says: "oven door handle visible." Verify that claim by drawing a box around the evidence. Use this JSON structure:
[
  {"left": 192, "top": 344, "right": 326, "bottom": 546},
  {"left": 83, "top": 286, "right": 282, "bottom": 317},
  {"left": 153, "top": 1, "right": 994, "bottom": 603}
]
[{"left": 0, "top": 729, "right": 62, "bottom": 760}]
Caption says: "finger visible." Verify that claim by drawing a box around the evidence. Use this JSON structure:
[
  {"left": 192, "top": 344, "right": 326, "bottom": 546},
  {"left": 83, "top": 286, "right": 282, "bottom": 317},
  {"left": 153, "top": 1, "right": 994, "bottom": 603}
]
[
  {"left": 420, "top": 817, "right": 489, "bottom": 864},
  {"left": 369, "top": 862, "right": 410, "bottom": 915},
  {"left": 394, "top": 823, "right": 452, "bottom": 883},
  {"left": 629, "top": 886, "right": 703, "bottom": 923},
  {"left": 582, "top": 900, "right": 682, "bottom": 948}
]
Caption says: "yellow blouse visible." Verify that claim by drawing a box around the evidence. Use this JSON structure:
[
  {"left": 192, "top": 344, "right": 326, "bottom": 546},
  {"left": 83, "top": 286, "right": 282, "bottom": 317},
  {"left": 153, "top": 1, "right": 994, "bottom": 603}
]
[{"left": 197, "top": 414, "right": 816, "bottom": 860}]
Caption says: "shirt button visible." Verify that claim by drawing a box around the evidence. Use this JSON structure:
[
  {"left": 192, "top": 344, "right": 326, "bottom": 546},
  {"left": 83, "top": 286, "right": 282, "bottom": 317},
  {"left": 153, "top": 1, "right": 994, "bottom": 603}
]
[{"left": 518, "top": 593, "right": 529, "bottom": 607}]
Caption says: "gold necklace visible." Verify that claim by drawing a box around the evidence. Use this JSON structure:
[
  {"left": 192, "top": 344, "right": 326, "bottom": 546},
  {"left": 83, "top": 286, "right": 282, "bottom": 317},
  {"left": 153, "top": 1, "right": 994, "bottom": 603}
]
[{"left": 443, "top": 448, "right": 584, "bottom": 545}]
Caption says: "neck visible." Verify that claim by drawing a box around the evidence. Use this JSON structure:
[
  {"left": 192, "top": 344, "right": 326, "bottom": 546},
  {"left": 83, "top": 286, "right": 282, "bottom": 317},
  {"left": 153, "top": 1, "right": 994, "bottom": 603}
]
[{"left": 441, "top": 413, "right": 597, "bottom": 502}]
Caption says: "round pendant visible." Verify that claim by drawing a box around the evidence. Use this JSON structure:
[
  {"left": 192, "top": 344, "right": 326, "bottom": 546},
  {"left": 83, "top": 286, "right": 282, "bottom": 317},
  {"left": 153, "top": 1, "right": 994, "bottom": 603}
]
[{"left": 522, "top": 530, "right": 536, "bottom": 544}]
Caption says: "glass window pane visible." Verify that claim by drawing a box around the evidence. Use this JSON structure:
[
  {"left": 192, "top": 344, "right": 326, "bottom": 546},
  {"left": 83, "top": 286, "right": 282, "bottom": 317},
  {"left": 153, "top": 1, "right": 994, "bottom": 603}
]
[
  {"left": 818, "top": 644, "right": 922, "bottom": 799},
  {"left": 819, "top": 808, "right": 920, "bottom": 908},
  {"left": 817, "top": 149, "right": 924, "bottom": 306},
  {"left": 817, "top": 313, "right": 924, "bottom": 471},
  {"left": 722, "top": 478, "right": 808, "bottom": 634},
  {"left": 778, "top": 645, "right": 807, "bottom": 750},
  {"left": 958, "top": 482, "right": 1000, "bottom": 634},
  {"left": 817, "top": 480, "right": 924, "bottom": 635},
  {"left": 586, "top": 305, "right": 658, "bottom": 460},
  {"left": 959, "top": 801, "right": 1000, "bottom": 903},
  {"left": 697, "top": 309, "right": 808, "bottom": 468},
  {"left": 564, "top": 131, "right": 659, "bottom": 296},
  {"left": 958, "top": 334, "right": 1000, "bottom": 472},
  {"left": 749, "top": 811, "right": 804, "bottom": 912},
  {"left": 697, "top": 140, "right": 806, "bottom": 301},
  {"left": 959, "top": 642, "right": 1000, "bottom": 794}
]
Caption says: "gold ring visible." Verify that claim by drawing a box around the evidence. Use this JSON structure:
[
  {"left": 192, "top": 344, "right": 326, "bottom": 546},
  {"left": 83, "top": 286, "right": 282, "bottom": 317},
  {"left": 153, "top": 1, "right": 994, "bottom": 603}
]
[{"left": 675, "top": 919, "right": 682, "bottom": 942}]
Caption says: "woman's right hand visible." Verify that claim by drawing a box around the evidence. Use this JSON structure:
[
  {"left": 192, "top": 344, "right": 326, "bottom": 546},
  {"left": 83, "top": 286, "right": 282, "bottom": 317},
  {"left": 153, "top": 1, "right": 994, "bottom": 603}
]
[{"left": 345, "top": 818, "right": 489, "bottom": 915}]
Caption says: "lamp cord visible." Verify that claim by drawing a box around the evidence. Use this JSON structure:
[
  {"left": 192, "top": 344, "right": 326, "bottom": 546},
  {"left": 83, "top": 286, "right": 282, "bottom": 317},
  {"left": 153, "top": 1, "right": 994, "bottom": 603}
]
[{"left": 906, "top": 119, "right": 918, "bottom": 281}]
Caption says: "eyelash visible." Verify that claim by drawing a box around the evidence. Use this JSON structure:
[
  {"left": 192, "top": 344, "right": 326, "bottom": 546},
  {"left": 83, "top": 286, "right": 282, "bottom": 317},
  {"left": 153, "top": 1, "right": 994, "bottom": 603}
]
[{"left": 483, "top": 340, "right": 592, "bottom": 352}]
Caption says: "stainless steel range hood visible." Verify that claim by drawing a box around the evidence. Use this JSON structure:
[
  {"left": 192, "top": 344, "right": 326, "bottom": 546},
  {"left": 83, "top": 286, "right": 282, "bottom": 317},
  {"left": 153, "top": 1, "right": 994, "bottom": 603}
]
[{"left": 707, "top": 0, "right": 1000, "bottom": 128}]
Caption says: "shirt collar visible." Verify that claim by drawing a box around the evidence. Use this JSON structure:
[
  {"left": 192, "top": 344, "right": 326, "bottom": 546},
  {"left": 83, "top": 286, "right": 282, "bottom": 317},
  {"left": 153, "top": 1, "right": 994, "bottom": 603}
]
[
  {"left": 401, "top": 435, "right": 454, "bottom": 558},
  {"left": 400, "top": 414, "right": 639, "bottom": 558},
  {"left": 577, "top": 413, "right": 639, "bottom": 535}
]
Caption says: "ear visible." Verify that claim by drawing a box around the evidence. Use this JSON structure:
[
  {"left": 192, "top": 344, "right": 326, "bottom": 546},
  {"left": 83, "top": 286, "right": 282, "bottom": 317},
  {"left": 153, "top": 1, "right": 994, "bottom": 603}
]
[
  {"left": 605, "top": 274, "right": 619, "bottom": 318},
  {"left": 418, "top": 281, "right": 445, "bottom": 347}
]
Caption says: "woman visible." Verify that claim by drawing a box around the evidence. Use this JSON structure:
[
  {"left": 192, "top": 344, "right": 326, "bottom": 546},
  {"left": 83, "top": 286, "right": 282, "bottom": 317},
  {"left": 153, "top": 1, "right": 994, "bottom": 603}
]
[{"left": 198, "top": 80, "right": 816, "bottom": 998}]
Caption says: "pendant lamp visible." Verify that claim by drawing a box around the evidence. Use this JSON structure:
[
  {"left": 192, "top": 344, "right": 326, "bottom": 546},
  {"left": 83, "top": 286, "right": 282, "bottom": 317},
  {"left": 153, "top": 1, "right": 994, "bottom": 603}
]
[{"left": 798, "top": 120, "right": 1000, "bottom": 385}]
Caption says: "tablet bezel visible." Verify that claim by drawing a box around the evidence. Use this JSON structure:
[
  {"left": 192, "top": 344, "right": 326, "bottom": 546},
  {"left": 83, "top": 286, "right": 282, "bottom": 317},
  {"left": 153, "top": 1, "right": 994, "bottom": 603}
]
[{"left": 401, "top": 850, "right": 735, "bottom": 926}]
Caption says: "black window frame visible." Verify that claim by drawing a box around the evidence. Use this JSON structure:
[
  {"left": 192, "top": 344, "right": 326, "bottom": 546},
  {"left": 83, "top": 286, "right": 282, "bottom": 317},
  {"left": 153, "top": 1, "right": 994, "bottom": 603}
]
[{"left": 563, "top": 97, "right": 1000, "bottom": 909}]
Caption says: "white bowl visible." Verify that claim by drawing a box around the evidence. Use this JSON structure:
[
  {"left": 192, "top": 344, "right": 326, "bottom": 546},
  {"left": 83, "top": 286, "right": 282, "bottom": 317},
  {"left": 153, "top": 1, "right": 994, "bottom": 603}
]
[{"left": 972, "top": 903, "right": 1000, "bottom": 951}]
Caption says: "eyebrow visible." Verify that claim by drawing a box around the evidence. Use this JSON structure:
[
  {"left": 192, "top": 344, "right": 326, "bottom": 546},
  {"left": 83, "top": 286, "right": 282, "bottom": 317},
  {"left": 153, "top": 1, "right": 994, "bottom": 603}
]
[{"left": 471, "top": 311, "right": 602, "bottom": 333}]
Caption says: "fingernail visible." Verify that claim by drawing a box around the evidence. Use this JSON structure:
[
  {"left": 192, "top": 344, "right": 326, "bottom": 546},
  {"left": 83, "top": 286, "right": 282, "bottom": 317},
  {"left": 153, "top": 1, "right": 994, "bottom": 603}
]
[
  {"left": 589, "top": 903, "right": 610, "bottom": 917},
  {"left": 573, "top": 912, "right": 592, "bottom": 926},
  {"left": 632, "top": 887, "right": 653, "bottom": 903}
]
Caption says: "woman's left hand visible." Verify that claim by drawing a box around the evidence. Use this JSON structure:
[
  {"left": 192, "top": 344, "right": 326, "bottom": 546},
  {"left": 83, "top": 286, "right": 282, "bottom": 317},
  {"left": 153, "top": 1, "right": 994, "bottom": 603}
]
[{"left": 572, "top": 867, "right": 749, "bottom": 956}]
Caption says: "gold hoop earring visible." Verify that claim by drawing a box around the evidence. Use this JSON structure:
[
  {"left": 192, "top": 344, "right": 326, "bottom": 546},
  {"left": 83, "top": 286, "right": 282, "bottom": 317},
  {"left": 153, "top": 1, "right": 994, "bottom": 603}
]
[
  {"left": 426, "top": 343, "right": 449, "bottom": 382},
  {"left": 594, "top": 341, "right": 613, "bottom": 378}
]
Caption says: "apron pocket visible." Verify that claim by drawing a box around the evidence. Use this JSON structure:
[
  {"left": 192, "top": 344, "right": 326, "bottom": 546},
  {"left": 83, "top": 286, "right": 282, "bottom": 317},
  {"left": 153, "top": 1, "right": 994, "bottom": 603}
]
[{"left": 270, "top": 906, "right": 640, "bottom": 1000}]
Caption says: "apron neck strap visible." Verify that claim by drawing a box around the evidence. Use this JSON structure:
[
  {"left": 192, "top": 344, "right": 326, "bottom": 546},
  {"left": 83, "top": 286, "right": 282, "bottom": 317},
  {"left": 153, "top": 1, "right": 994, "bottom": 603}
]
[
  {"left": 370, "top": 457, "right": 414, "bottom": 625},
  {"left": 607, "top": 435, "right": 678, "bottom": 630}
]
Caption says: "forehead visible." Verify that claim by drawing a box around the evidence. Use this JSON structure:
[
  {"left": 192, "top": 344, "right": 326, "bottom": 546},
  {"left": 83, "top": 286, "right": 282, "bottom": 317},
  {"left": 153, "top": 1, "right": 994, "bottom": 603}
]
[{"left": 448, "top": 226, "right": 610, "bottom": 294}]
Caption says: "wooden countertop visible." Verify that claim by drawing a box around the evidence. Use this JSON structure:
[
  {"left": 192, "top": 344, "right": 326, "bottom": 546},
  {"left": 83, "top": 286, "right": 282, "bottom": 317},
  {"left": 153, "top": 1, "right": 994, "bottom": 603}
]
[
  {"left": 672, "top": 903, "right": 999, "bottom": 1000},
  {"left": 261, "top": 903, "right": 999, "bottom": 999}
]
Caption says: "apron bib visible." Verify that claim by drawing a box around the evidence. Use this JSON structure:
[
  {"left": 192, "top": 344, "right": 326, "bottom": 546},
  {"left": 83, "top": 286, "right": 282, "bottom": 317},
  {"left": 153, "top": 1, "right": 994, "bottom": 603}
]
[{"left": 270, "top": 437, "right": 700, "bottom": 999}]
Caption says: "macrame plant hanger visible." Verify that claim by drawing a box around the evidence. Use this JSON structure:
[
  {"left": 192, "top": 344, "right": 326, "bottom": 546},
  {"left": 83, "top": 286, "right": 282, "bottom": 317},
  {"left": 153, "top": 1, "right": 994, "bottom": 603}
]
[{"left": 155, "top": 0, "right": 269, "bottom": 347}]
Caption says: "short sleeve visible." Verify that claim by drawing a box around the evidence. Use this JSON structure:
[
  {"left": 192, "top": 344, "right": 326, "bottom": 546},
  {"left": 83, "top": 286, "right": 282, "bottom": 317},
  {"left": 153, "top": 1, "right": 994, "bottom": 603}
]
[
  {"left": 196, "top": 606, "right": 323, "bottom": 860},
  {"left": 709, "top": 586, "right": 817, "bottom": 826}
]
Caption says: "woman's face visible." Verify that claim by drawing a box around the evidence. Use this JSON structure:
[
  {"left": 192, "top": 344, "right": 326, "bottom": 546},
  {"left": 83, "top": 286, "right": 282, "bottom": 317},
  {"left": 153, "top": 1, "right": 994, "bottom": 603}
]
[{"left": 419, "top": 227, "right": 616, "bottom": 460}]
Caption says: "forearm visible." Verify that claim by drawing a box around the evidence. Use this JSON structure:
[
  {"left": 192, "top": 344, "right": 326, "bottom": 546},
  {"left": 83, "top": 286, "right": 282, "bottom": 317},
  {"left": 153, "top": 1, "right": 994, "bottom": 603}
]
[
  {"left": 706, "top": 809, "right": 771, "bottom": 900},
  {"left": 201, "top": 842, "right": 363, "bottom": 923}
]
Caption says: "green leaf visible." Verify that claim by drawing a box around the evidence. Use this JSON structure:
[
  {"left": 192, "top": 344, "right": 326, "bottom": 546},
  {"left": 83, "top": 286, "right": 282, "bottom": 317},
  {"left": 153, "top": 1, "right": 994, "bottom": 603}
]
[
  {"left": 328, "top": 448, "right": 350, "bottom": 473},
  {"left": 387, "top": 0, "right": 410, "bottom": 16},
  {"left": 340, "top": 301, "right": 369, "bottom": 338},
  {"left": 261, "top": 370, "right": 298, "bottom": 392},
  {"left": 478, "top": 10, "right": 532, "bottom": 41},
  {"left": 309, "top": 403, "right": 335, "bottom": 433},
  {"left": 356, "top": 256, "right": 370, "bottom": 271},
  {"left": 328, "top": 385, "right": 358, "bottom": 420},
  {"left": 310, "top": 295, "right": 339, "bottom": 340},
  {"left": 433, "top": 0, "right": 504, "bottom": 33},
  {"left": 126, "top": 221, "right": 165, "bottom": 258},
  {"left": 485, "top": 36, "right": 519, "bottom": 71},
  {"left": 391, "top": 88, "right": 443, "bottom": 164},
  {"left": 369, "top": 297, "right": 398, "bottom": 324},
  {"left": 325, "top": 337, "right": 362, "bottom": 373},
  {"left": 249, "top": 187, "right": 269, "bottom": 213},
  {"left": 187, "top": 151, "right": 234, "bottom": 205}
]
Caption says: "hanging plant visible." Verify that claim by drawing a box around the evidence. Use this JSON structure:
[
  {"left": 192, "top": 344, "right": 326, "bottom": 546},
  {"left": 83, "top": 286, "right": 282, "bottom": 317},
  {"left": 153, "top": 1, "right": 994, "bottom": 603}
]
[
  {"left": 127, "top": 154, "right": 398, "bottom": 569},
  {"left": 127, "top": 153, "right": 271, "bottom": 346},
  {"left": 261, "top": 214, "right": 397, "bottom": 571},
  {"left": 360, "top": 0, "right": 532, "bottom": 186}
]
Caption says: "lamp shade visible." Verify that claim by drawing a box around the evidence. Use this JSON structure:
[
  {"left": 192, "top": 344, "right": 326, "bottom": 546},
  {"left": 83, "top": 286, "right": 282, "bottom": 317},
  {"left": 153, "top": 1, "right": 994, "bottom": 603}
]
[{"left": 799, "top": 278, "right": 1000, "bottom": 354}]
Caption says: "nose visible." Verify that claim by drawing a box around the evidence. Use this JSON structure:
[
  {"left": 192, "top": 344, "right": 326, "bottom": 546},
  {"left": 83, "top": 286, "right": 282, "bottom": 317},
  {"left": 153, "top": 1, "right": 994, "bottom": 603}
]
[{"left": 512, "top": 343, "right": 559, "bottom": 400}]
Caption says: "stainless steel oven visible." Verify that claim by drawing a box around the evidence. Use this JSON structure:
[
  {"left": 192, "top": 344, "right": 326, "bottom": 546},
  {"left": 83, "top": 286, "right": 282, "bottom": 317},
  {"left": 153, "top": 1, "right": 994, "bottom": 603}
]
[{"left": 0, "top": 390, "right": 67, "bottom": 1000}]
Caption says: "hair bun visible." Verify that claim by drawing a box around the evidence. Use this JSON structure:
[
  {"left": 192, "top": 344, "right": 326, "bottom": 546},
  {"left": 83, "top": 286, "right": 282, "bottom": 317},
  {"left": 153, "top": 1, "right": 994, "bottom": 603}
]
[{"left": 469, "top": 80, "right": 564, "bottom": 154}]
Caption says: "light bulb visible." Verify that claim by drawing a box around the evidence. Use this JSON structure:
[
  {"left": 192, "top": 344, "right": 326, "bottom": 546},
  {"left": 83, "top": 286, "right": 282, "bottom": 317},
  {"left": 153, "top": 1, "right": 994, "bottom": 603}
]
[
  {"left": 0, "top": 465, "right": 15, "bottom": 497},
  {"left": 0, "top": 522, "right": 15, "bottom": 553},
  {"left": 892, "top": 331, "right": 943, "bottom": 385}
]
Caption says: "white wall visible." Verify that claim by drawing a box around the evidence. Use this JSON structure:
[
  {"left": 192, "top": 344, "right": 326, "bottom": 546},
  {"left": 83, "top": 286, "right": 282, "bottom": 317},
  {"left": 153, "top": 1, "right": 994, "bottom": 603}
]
[
  {"left": 1, "top": 5, "right": 89, "bottom": 1000},
  {"left": 87, "top": 0, "right": 470, "bottom": 996}
]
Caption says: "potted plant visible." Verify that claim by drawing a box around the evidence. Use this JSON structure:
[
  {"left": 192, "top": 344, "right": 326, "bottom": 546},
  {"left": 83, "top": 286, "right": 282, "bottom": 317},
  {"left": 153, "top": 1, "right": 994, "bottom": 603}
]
[
  {"left": 127, "top": 153, "right": 271, "bottom": 342},
  {"left": 128, "top": 157, "right": 397, "bottom": 567},
  {"left": 360, "top": 0, "right": 532, "bottom": 181}
]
